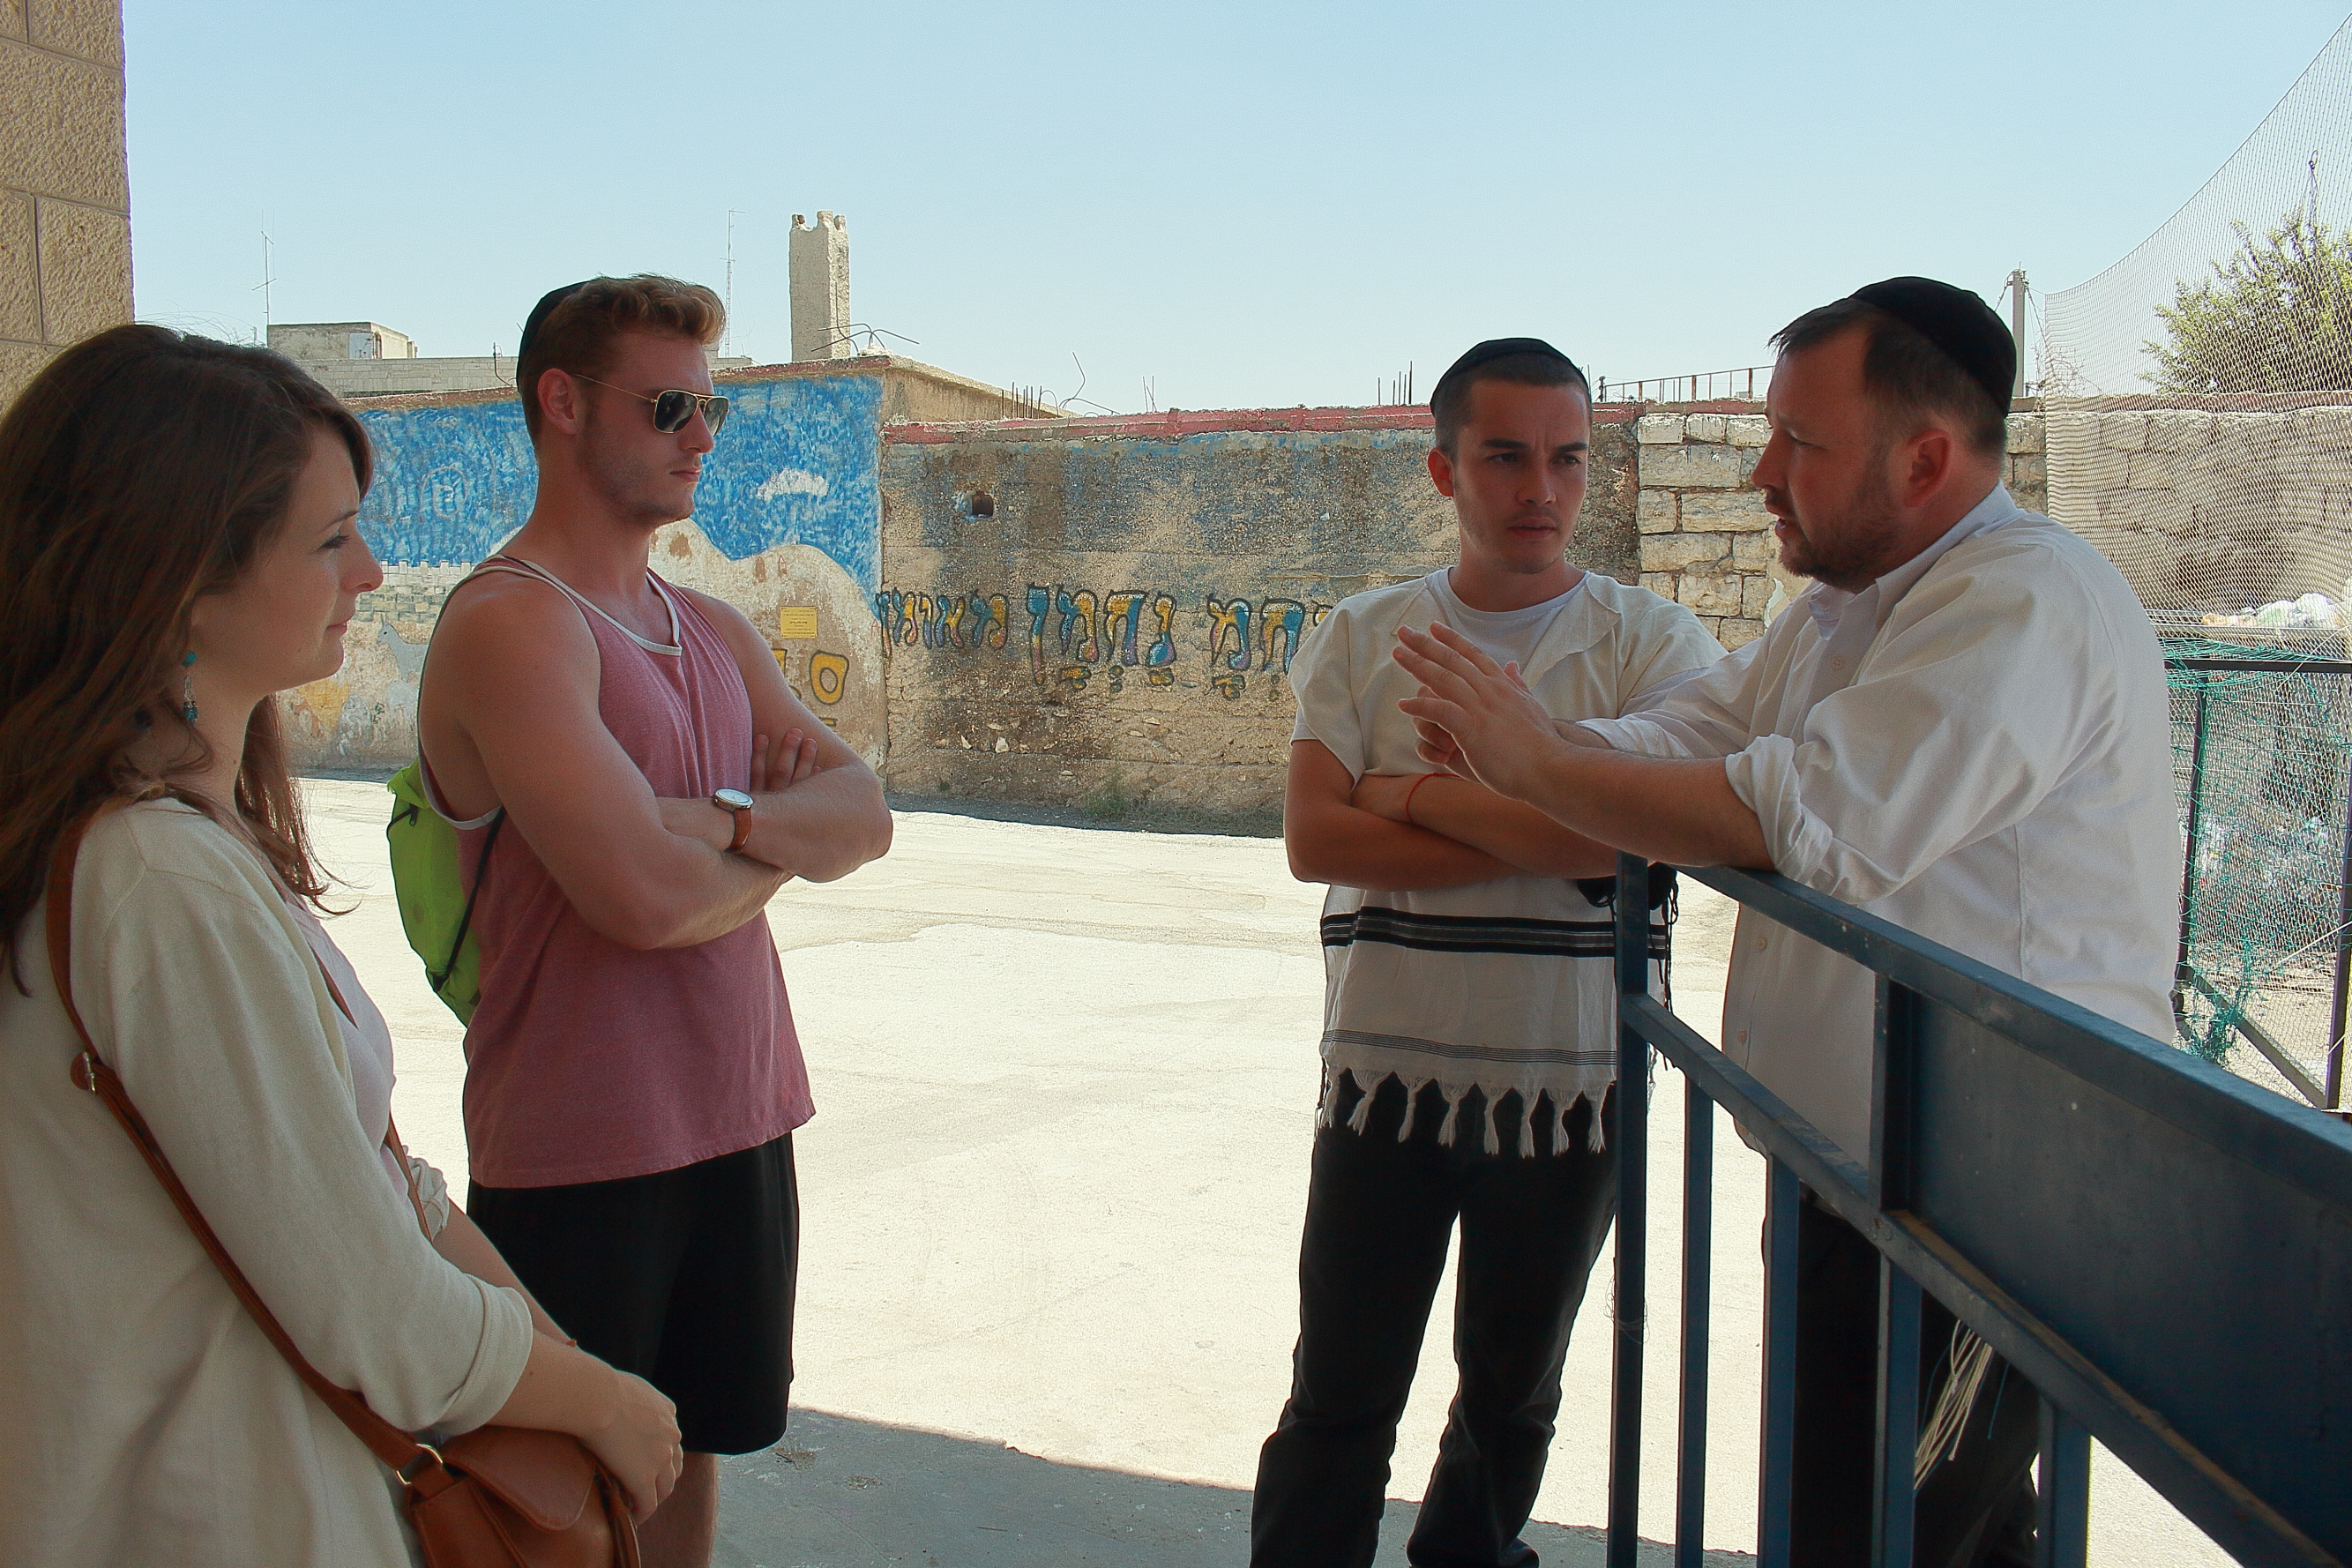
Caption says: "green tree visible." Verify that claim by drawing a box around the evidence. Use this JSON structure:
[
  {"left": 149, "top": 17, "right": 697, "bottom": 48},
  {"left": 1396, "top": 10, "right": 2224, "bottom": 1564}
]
[{"left": 2147, "top": 208, "right": 2352, "bottom": 393}]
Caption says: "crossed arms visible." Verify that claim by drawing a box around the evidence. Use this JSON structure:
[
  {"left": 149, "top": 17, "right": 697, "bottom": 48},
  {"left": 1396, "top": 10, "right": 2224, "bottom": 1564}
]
[
  {"left": 419, "top": 572, "right": 892, "bottom": 951},
  {"left": 1389, "top": 622, "right": 1771, "bottom": 871},
  {"left": 1284, "top": 736, "right": 1626, "bottom": 892}
]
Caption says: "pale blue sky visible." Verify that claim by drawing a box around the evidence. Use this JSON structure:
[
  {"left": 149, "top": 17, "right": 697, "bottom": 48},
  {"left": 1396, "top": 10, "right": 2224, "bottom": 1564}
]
[{"left": 123, "top": 2, "right": 2351, "bottom": 413}]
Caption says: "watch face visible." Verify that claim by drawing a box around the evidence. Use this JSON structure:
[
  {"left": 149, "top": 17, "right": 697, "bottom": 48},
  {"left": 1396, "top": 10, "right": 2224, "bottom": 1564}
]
[{"left": 713, "top": 788, "right": 755, "bottom": 810}]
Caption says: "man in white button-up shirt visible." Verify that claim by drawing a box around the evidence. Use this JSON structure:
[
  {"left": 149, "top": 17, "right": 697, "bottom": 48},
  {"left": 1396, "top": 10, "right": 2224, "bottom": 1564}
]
[{"left": 1393, "top": 279, "right": 2180, "bottom": 1568}]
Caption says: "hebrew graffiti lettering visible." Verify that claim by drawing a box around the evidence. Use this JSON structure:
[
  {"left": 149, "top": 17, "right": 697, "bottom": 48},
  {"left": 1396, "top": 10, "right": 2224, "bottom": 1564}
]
[
  {"left": 1259, "top": 599, "right": 1307, "bottom": 675},
  {"left": 1055, "top": 587, "right": 1101, "bottom": 664},
  {"left": 1027, "top": 585, "right": 1053, "bottom": 684},
  {"left": 885, "top": 581, "right": 1330, "bottom": 697},
  {"left": 1206, "top": 596, "right": 1254, "bottom": 671}
]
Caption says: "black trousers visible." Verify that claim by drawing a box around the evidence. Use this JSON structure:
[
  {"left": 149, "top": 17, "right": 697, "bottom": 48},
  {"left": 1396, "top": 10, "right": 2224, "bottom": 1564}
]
[
  {"left": 1251, "top": 1078, "right": 1619, "bottom": 1568},
  {"left": 1793, "top": 1195, "right": 2042, "bottom": 1568}
]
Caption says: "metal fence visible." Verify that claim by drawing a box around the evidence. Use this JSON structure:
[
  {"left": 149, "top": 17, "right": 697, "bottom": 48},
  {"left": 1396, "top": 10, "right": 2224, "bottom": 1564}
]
[
  {"left": 1595, "top": 366, "right": 1773, "bottom": 405},
  {"left": 2169, "top": 650, "right": 2352, "bottom": 1112},
  {"left": 1603, "top": 854, "right": 2352, "bottom": 1567}
]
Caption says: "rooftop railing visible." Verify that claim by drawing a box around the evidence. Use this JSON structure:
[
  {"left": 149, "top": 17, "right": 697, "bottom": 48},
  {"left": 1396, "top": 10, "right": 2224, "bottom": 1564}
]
[
  {"left": 1596, "top": 367, "right": 1773, "bottom": 405},
  {"left": 1603, "top": 854, "right": 2352, "bottom": 1566}
]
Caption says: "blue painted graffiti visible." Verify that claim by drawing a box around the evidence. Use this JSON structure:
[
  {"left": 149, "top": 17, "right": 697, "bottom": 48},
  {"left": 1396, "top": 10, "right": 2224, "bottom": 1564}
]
[{"left": 355, "top": 373, "right": 885, "bottom": 593}]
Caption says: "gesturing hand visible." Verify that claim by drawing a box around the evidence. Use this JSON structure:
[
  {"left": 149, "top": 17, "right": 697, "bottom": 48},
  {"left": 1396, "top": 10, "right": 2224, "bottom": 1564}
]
[{"left": 1392, "top": 623, "right": 1563, "bottom": 802}]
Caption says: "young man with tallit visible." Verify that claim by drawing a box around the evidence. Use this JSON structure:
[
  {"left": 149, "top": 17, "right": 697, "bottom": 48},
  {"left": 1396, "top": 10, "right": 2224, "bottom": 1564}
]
[{"left": 1251, "top": 338, "right": 1724, "bottom": 1568}]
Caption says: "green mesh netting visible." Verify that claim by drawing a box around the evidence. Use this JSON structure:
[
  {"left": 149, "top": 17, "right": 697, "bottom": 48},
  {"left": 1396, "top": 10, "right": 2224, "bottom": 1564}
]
[{"left": 2167, "top": 636, "right": 2351, "bottom": 1107}]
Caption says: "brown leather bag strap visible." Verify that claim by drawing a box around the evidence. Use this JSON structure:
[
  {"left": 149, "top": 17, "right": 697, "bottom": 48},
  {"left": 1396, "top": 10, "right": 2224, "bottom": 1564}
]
[{"left": 46, "top": 807, "right": 447, "bottom": 1485}]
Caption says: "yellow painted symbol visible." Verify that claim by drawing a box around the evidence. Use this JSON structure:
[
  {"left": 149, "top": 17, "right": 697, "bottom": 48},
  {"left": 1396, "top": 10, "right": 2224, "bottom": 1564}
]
[
  {"left": 778, "top": 606, "right": 820, "bottom": 640},
  {"left": 809, "top": 651, "right": 848, "bottom": 705}
]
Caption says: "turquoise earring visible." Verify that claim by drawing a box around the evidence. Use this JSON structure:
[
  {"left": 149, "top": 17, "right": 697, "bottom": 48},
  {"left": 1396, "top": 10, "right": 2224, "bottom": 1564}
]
[{"left": 180, "top": 652, "right": 198, "bottom": 725}]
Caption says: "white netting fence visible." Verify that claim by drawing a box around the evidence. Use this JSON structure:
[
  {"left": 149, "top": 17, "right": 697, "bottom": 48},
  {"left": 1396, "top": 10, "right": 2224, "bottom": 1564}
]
[
  {"left": 2042, "top": 15, "right": 2352, "bottom": 628},
  {"left": 2042, "top": 18, "right": 2352, "bottom": 1108}
]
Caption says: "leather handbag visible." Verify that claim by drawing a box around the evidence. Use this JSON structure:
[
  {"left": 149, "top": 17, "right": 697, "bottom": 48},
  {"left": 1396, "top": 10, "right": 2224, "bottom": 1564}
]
[{"left": 45, "top": 807, "right": 641, "bottom": 1568}]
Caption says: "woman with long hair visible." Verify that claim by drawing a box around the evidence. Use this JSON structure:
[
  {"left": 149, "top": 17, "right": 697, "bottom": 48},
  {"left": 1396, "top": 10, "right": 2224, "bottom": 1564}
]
[{"left": 0, "top": 326, "right": 682, "bottom": 1566}]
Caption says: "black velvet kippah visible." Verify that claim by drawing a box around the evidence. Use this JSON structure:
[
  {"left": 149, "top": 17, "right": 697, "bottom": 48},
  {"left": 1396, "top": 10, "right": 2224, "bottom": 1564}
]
[
  {"left": 517, "top": 280, "right": 594, "bottom": 363},
  {"left": 1428, "top": 336, "right": 1582, "bottom": 411},
  {"left": 1848, "top": 276, "right": 2014, "bottom": 415}
]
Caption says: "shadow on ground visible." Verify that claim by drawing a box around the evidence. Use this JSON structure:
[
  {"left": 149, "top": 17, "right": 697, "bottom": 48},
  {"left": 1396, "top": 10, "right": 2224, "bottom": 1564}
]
[
  {"left": 718, "top": 1408, "right": 1753, "bottom": 1568},
  {"left": 884, "top": 791, "right": 1283, "bottom": 840}
]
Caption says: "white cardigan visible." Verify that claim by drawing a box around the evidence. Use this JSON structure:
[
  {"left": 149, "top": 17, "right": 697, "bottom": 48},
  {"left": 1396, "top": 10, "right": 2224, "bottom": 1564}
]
[{"left": 0, "top": 800, "right": 534, "bottom": 1568}]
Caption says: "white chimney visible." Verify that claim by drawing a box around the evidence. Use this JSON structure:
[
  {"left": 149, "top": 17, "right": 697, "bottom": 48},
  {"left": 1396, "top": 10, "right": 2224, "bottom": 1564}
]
[{"left": 788, "top": 211, "right": 853, "bottom": 362}]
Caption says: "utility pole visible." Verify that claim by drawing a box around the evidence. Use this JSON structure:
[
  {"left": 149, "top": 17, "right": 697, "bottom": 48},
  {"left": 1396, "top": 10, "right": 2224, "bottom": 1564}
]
[
  {"left": 723, "top": 209, "right": 743, "bottom": 357},
  {"left": 2005, "top": 267, "right": 2029, "bottom": 399}
]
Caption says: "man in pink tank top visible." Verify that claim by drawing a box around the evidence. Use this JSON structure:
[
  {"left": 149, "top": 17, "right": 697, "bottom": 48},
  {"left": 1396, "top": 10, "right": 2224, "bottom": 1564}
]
[{"left": 417, "top": 275, "right": 893, "bottom": 1568}]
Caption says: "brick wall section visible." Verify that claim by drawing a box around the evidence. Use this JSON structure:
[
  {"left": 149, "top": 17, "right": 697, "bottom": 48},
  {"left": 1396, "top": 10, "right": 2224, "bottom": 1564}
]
[
  {"left": 0, "top": 0, "right": 131, "bottom": 405},
  {"left": 1629, "top": 405, "right": 2048, "bottom": 650}
]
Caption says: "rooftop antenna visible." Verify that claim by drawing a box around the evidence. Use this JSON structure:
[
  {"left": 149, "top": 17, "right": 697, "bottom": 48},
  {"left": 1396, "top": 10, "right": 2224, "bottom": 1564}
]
[
  {"left": 724, "top": 208, "right": 743, "bottom": 356},
  {"left": 254, "top": 222, "right": 278, "bottom": 340}
]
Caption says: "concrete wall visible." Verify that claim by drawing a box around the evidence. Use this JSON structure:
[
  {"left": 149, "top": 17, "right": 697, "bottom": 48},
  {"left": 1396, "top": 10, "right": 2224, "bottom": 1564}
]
[
  {"left": 2047, "top": 401, "right": 2352, "bottom": 614},
  {"left": 870, "top": 406, "right": 1639, "bottom": 820},
  {"left": 268, "top": 321, "right": 418, "bottom": 362},
  {"left": 0, "top": 0, "right": 130, "bottom": 405}
]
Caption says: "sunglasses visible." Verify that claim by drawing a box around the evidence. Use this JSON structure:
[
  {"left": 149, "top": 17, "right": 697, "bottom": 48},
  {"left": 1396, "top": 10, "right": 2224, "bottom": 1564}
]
[{"left": 574, "top": 374, "right": 730, "bottom": 436}]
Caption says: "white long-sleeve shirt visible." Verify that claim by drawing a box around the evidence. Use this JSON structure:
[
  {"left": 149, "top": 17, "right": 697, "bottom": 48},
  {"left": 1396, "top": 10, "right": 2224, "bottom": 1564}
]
[
  {"left": 1580, "top": 485, "right": 2182, "bottom": 1162},
  {"left": 0, "top": 800, "right": 534, "bottom": 1568}
]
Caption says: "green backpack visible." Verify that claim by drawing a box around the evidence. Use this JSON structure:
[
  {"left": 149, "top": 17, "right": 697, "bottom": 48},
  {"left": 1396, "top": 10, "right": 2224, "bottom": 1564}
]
[{"left": 385, "top": 761, "right": 505, "bottom": 1024}]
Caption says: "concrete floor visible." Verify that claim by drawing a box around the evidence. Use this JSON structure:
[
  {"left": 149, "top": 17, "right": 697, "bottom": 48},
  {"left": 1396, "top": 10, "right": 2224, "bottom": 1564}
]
[{"left": 298, "top": 780, "right": 2229, "bottom": 1566}]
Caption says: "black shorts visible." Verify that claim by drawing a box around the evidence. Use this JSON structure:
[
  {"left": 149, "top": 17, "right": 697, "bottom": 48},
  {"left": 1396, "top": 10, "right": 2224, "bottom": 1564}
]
[{"left": 468, "top": 1135, "right": 798, "bottom": 1454}]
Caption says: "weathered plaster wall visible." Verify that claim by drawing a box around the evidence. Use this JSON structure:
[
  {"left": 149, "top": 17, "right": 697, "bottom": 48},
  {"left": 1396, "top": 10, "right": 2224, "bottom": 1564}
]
[
  {"left": 0, "top": 0, "right": 131, "bottom": 405},
  {"left": 296, "top": 365, "right": 892, "bottom": 773},
  {"left": 2047, "top": 402, "right": 2352, "bottom": 613},
  {"left": 870, "top": 407, "right": 1639, "bottom": 821},
  {"left": 1628, "top": 405, "right": 2048, "bottom": 649}
]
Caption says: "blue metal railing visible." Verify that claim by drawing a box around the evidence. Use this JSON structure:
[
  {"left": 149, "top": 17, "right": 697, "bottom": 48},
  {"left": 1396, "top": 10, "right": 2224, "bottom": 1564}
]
[{"left": 1605, "top": 854, "right": 2352, "bottom": 1568}]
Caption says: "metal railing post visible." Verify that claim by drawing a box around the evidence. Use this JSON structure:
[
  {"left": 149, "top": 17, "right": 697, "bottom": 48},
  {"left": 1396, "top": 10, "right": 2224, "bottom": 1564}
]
[
  {"left": 1607, "top": 852, "right": 1651, "bottom": 1568},
  {"left": 2035, "top": 1399, "right": 2092, "bottom": 1568},
  {"left": 1676, "top": 1081, "right": 1714, "bottom": 1568},
  {"left": 1871, "top": 1261, "right": 1923, "bottom": 1567},
  {"left": 1758, "top": 1161, "right": 1801, "bottom": 1568},
  {"left": 1871, "top": 974, "right": 1924, "bottom": 1565},
  {"left": 2174, "top": 675, "right": 2211, "bottom": 1039}
]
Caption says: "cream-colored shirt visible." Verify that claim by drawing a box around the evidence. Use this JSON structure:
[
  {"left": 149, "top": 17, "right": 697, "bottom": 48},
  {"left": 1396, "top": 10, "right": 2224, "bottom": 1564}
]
[
  {"left": 0, "top": 800, "right": 534, "bottom": 1568},
  {"left": 1581, "top": 487, "right": 2182, "bottom": 1161}
]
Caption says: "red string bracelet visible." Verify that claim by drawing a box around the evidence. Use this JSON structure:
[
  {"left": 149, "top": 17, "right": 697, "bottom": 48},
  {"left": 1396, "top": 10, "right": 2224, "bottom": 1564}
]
[{"left": 1402, "top": 772, "right": 1437, "bottom": 822}]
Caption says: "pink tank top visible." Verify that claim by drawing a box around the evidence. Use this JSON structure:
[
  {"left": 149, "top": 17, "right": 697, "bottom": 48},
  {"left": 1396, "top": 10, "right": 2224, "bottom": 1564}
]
[{"left": 449, "top": 559, "right": 811, "bottom": 1188}]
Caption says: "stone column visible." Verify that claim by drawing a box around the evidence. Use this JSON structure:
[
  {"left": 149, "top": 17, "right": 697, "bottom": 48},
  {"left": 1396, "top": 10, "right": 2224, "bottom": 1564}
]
[{"left": 1, "top": 0, "right": 131, "bottom": 406}]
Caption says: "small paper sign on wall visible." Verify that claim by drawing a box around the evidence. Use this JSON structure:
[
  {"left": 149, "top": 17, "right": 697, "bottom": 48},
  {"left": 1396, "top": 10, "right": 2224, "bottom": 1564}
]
[{"left": 778, "top": 607, "right": 819, "bottom": 640}]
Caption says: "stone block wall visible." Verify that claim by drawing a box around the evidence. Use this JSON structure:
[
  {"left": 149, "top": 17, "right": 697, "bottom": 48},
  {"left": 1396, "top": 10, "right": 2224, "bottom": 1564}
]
[
  {"left": 2047, "top": 403, "right": 2352, "bottom": 614},
  {"left": 1628, "top": 405, "right": 2049, "bottom": 649},
  {"left": 0, "top": 0, "right": 131, "bottom": 405}
]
